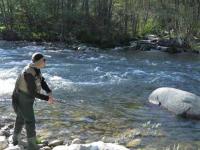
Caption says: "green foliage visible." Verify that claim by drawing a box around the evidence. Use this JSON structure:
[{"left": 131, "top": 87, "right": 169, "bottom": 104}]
[
  {"left": 32, "top": 32, "right": 48, "bottom": 41},
  {"left": 0, "top": 26, "right": 6, "bottom": 32},
  {"left": 139, "top": 18, "right": 158, "bottom": 36},
  {"left": 0, "top": 0, "right": 199, "bottom": 47}
]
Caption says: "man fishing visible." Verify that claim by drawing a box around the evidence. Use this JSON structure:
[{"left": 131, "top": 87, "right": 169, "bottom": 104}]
[{"left": 12, "top": 52, "right": 55, "bottom": 150}]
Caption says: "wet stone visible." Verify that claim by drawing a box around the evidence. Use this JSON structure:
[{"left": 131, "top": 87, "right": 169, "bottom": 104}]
[
  {"left": 0, "top": 129, "right": 10, "bottom": 137},
  {"left": 1, "top": 124, "right": 13, "bottom": 131},
  {"left": 71, "top": 138, "right": 81, "bottom": 144},
  {"left": 41, "top": 140, "right": 49, "bottom": 146},
  {"left": 38, "top": 144, "right": 44, "bottom": 148},
  {"left": 7, "top": 124, "right": 14, "bottom": 129},
  {"left": 49, "top": 139, "right": 64, "bottom": 147},
  {"left": 126, "top": 139, "right": 141, "bottom": 148},
  {"left": 101, "top": 136, "right": 115, "bottom": 143}
]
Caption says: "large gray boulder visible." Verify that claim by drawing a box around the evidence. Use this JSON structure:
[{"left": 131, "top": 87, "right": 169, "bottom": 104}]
[{"left": 149, "top": 87, "right": 200, "bottom": 119}]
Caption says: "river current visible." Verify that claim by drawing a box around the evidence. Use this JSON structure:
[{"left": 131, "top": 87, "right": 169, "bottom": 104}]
[{"left": 0, "top": 41, "right": 200, "bottom": 149}]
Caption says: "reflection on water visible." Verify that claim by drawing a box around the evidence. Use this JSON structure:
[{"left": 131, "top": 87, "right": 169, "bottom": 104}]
[{"left": 0, "top": 41, "right": 200, "bottom": 149}]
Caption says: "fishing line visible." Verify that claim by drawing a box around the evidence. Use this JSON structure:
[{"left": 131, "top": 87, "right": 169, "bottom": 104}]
[
  {"left": 54, "top": 98, "right": 82, "bottom": 108},
  {"left": 0, "top": 98, "right": 80, "bottom": 108}
]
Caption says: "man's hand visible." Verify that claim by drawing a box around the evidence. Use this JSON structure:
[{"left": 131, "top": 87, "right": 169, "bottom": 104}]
[
  {"left": 47, "top": 92, "right": 54, "bottom": 104},
  {"left": 48, "top": 96, "right": 55, "bottom": 104}
]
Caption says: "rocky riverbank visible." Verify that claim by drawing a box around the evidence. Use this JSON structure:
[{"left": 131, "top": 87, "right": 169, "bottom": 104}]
[
  {"left": 1, "top": 34, "right": 200, "bottom": 54},
  {"left": 0, "top": 122, "right": 140, "bottom": 150},
  {"left": 60, "top": 36, "right": 200, "bottom": 54},
  {"left": 1, "top": 120, "right": 200, "bottom": 150},
  {"left": 0, "top": 120, "right": 164, "bottom": 150},
  {"left": 123, "top": 35, "right": 199, "bottom": 54}
]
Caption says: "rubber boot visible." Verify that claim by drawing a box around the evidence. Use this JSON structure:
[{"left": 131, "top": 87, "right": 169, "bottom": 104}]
[
  {"left": 27, "top": 137, "right": 39, "bottom": 150},
  {"left": 12, "top": 134, "right": 28, "bottom": 147},
  {"left": 12, "top": 134, "right": 20, "bottom": 146}
]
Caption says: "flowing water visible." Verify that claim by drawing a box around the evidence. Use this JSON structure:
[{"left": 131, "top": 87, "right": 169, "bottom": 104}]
[{"left": 0, "top": 41, "right": 200, "bottom": 149}]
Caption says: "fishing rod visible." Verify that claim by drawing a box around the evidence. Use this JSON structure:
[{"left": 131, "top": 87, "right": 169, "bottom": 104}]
[{"left": 0, "top": 98, "right": 80, "bottom": 108}]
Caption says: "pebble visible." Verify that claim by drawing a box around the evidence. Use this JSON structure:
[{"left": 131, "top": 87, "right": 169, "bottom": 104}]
[
  {"left": 41, "top": 140, "right": 49, "bottom": 146},
  {"left": 126, "top": 139, "right": 141, "bottom": 148},
  {"left": 71, "top": 138, "right": 81, "bottom": 144},
  {"left": 49, "top": 139, "right": 64, "bottom": 147}
]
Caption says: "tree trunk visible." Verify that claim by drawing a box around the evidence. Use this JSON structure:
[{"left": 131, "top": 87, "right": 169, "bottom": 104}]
[
  {"left": 0, "top": 0, "right": 9, "bottom": 29},
  {"left": 82, "top": 0, "right": 89, "bottom": 17},
  {"left": 124, "top": 0, "right": 128, "bottom": 35}
]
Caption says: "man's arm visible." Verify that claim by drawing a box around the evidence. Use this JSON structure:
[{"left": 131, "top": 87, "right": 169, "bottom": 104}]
[
  {"left": 41, "top": 77, "right": 52, "bottom": 94},
  {"left": 24, "top": 73, "right": 49, "bottom": 101}
]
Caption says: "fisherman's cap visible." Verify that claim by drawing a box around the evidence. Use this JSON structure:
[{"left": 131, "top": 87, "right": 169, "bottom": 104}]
[{"left": 31, "top": 53, "right": 44, "bottom": 63}]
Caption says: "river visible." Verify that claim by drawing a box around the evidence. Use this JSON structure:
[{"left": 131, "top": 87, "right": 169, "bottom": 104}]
[{"left": 0, "top": 41, "right": 200, "bottom": 149}]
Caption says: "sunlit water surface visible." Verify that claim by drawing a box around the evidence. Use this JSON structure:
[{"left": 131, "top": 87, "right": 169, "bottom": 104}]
[{"left": 0, "top": 41, "right": 200, "bottom": 149}]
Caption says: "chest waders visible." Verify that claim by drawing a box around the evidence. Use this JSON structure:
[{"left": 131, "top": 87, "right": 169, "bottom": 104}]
[{"left": 12, "top": 65, "right": 41, "bottom": 150}]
